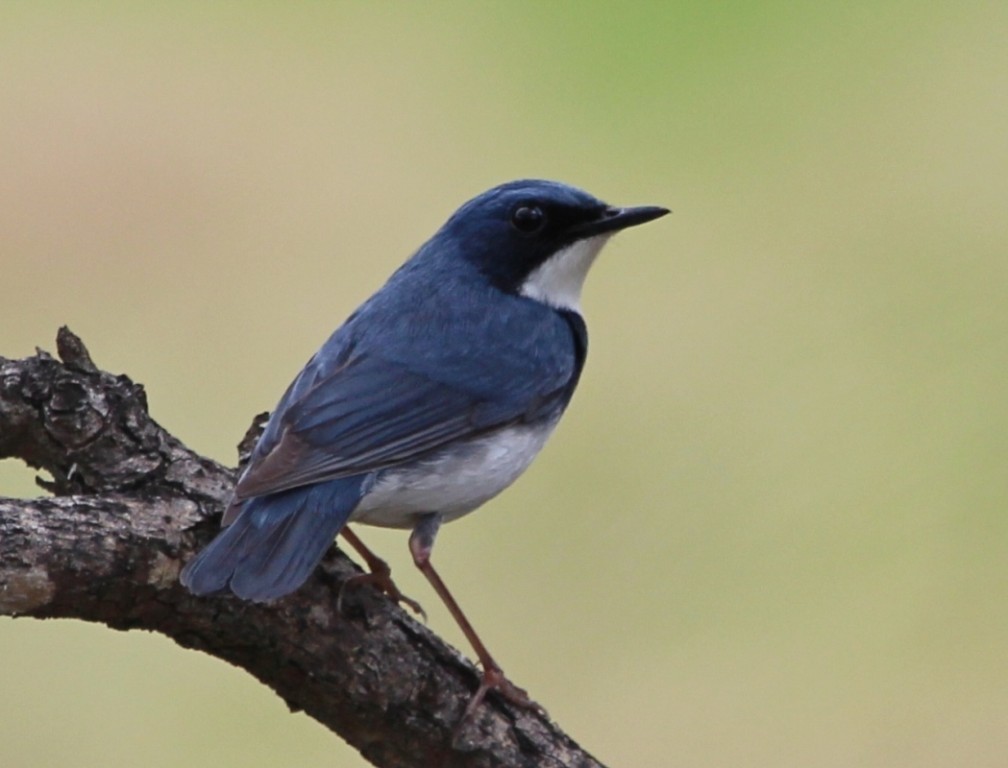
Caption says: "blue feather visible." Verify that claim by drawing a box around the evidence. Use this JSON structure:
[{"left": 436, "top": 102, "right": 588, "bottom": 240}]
[
  {"left": 180, "top": 476, "right": 366, "bottom": 601},
  {"left": 233, "top": 270, "right": 580, "bottom": 500}
]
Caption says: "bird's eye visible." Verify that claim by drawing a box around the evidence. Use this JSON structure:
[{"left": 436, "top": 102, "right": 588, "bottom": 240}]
[{"left": 510, "top": 205, "right": 546, "bottom": 234}]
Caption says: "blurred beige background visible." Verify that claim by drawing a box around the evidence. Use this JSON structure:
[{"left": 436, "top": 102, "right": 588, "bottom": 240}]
[{"left": 2, "top": 3, "right": 1006, "bottom": 767}]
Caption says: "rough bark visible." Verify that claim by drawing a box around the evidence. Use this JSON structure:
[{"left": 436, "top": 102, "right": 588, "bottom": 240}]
[{"left": 0, "top": 328, "right": 604, "bottom": 768}]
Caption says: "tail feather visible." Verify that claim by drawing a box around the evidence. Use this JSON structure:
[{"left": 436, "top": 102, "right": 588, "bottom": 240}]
[{"left": 180, "top": 477, "right": 365, "bottom": 602}]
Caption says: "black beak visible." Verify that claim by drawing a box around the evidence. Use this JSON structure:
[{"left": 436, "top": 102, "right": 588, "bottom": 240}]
[{"left": 572, "top": 204, "right": 670, "bottom": 239}]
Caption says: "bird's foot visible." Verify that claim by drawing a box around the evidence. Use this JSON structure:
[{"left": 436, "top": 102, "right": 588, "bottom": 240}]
[
  {"left": 338, "top": 564, "right": 426, "bottom": 620},
  {"left": 464, "top": 662, "right": 542, "bottom": 722}
]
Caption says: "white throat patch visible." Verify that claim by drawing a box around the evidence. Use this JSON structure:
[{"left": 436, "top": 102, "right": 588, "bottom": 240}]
[{"left": 519, "top": 234, "right": 612, "bottom": 312}]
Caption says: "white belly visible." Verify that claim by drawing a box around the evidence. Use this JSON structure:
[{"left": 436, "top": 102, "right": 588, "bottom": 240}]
[{"left": 350, "top": 422, "right": 556, "bottom": 529}]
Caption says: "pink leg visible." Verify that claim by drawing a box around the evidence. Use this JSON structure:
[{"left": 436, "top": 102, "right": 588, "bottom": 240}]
[
  {"left": 339, "top": 527, "right": 425, "bottom": 618},
  {"left": 408, "top": 514, "right": 538, "bottom": 721}
]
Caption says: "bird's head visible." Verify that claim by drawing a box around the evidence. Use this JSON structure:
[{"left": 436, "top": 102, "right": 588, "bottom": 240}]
[{"left": 435, "top": 180, "right": 669, "bottom": 312}]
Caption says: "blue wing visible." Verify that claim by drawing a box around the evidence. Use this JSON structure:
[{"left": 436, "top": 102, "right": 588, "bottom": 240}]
[{"left": 233, "top": 291, "right": 585, "bottom": 503}]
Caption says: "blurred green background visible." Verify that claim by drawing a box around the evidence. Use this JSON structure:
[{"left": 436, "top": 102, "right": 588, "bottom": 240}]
[{"left": 2, "top": 2, "right": 1006, "bottom": 766}]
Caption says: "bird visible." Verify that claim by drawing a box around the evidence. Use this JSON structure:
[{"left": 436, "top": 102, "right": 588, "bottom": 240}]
[{"left": 180, "top": 179, "right": 668, "bottom": 718}]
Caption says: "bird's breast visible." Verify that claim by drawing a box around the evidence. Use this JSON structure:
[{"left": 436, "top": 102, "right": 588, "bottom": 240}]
[{"left": 350, "top": 420, "right": 558, "bottom": 529}]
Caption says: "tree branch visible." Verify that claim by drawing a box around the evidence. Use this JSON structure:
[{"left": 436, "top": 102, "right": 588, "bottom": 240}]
[{"left": 0, "top": 328, "right": 604, "bottom": 768}]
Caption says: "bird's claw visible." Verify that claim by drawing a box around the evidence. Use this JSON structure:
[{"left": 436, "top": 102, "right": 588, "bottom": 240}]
[
  {"left": 338, "top": 570, "right": 426, "bottom": 620},
  {"left": 454, "top": 662, "right": 542, "bottom": 742}
]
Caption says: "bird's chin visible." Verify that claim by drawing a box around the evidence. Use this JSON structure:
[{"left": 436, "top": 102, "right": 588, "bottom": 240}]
[{"left": 519, "top": 235, "right": 610, "bottom": 312}]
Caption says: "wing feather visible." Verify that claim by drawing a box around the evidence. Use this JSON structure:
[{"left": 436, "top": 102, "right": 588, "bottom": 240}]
[
  {"left": 235, "top": 348, "right": 570, "bottom": 500},
  {"left": 233, "top": 285, "right": 584, "bottom": 501}
]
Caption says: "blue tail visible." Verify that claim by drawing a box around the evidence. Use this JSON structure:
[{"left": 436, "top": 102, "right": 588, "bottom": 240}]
[{"left": 180, "top": 477, "right": 366, "bottom": 602}]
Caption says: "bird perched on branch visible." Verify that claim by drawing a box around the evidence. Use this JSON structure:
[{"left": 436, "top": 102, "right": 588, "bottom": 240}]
[{"left": 181, "top": 179, "right": 668, "bottom": 719}]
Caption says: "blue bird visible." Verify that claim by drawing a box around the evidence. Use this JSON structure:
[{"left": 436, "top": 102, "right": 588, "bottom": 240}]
[{"left": 181, "top": 179, "right": 668, "bottom": 715}]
